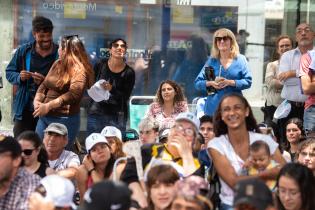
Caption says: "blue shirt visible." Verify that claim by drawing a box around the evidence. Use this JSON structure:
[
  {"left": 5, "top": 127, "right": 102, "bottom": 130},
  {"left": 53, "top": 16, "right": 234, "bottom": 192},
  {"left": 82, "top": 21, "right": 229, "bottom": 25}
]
[{"left": 194, "top": 54, "right": 252, "bottom": 116}]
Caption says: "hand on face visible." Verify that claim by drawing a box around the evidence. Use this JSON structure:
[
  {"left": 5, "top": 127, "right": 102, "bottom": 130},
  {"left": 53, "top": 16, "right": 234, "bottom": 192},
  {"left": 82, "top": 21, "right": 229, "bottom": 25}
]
[{"left": 168, "top": 127, "right": 193, "bottom": 157}]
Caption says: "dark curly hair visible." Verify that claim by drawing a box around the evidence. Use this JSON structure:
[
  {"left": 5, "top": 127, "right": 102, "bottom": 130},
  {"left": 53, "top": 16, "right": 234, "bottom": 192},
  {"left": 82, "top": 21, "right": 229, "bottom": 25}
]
[
  {"left": 213, "top": 93, "right": 259, "bottom": 137},
  {"left": 155, "top": 80, "right": 186, "bottom": 105}
]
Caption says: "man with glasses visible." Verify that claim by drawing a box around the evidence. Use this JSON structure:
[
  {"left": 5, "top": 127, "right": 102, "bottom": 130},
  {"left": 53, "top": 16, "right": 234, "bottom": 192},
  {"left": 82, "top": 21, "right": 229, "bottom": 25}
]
[
  {"left": 6, "top": 16, "right": 58, "bottom": 138},
  {"left": 121, "top": 112, "right": 202, "bottom": 208},
  {"left": 43, "top": 123, "right": 80, "bottom": 179},
  {"left": 278, "top": 23, "right": 314, "bottom": 142},
  {"left": 0, "top": 135, "right": 40, "bottom": 210}
]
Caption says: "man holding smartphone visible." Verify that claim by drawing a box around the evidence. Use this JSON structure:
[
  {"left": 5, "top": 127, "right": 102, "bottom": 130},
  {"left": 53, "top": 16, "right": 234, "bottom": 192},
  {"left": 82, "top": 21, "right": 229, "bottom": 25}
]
[{"left": 6, "top": 16, "right": 58, "bottom": 137}]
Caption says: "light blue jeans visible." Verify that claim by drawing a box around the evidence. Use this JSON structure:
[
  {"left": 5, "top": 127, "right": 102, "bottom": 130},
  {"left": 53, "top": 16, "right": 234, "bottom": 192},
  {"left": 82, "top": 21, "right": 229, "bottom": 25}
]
[
  {"left": 220, "top": 203, "right": 233, "bottom": 210},
  {"left": 35, "top": 114, "right": 80, "bottom": 150},
  {"left": 304, "top": 105, "right": 315, "bottom": 136}
]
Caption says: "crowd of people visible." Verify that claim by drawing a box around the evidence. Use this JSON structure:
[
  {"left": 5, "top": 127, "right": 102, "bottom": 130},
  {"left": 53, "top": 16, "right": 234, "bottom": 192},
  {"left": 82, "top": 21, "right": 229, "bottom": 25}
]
[{"left": 0, "top": 15, "right": 315, "bottom": 210}]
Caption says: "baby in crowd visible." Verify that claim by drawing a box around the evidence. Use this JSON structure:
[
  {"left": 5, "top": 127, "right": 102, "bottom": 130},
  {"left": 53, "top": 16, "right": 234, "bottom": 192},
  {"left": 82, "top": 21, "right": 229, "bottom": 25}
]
[{"left": 242, "top": 140, "right": 278, "bottom": 191}]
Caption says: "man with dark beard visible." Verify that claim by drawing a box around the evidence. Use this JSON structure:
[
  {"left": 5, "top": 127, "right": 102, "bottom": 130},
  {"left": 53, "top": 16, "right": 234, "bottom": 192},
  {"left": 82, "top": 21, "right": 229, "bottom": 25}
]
[
  {"left": 6, "top": 16, "right": 58, "bottom": 137},
  {"left": 0, "top": 135, "right": 40, "bottom": 210}
]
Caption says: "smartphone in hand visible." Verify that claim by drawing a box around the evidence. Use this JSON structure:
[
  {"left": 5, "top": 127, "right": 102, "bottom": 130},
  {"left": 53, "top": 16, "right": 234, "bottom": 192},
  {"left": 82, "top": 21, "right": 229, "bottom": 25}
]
[{"left": 205, "top": 66, "right": 216, "bottom": 95}]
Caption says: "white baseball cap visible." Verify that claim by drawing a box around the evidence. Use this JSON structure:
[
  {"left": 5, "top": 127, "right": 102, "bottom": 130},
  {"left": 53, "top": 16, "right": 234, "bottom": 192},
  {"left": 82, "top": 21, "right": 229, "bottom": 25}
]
[
  {"left": 100, "top": 126, "right": 122, "bottom": 141},
  {"left": 175, "top": 112, "right": 200, "bottom": 131},
  {"left": 39, "top": 175, "right": 75, "bottom": 208},
  {"left": 85, "top": 133, "right": 109, "bottom": 152}
]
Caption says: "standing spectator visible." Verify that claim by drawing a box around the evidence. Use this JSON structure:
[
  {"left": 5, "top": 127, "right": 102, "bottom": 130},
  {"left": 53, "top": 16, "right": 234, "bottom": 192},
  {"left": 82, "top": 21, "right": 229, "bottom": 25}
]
[
  {"left": 5, "top": 16, "right": 58, "bottom": 138},
  {"left": 195, "top": 28, "right": 252, "bottom": 116},
  {"left": 33, "top": 35, "right": 94, "bottom": 149},
  {"left": 296, "top": 139, "right": 315, "bottom": 175},
  {"left": 87, "top": 38, "right": 135, "bottom": 136},
  {"left": 263, "top": 35, "right": 293, "bottom": 138},
  {"left": 278, "top": 23, "right": 314, "bottom": 143},
  {"left": 17, "top": 130, "right": 53, "bottom": 178},
  {"left": 275, "top": 163, "right": 315, "bottom": 210},
  {"left": 43, "top": 123, "right": 80, "bottom": 179},
  {"left": 146, "top": 80, "right": 188, "bottom": 130},
  {"left": 0, "top": 136, "right": 41, "bottom": 210},
  {"left": 208, "top": 93, "right": 286, "bottom": 210},
  {"left": 283, "top": 118, "right": 306, "bottom": 162},
  {"left": 145, "top": 164, "right": 180, "bottom": 210},
  {"left": 299, "top": 48, "right": 315, "bottom": 137}
]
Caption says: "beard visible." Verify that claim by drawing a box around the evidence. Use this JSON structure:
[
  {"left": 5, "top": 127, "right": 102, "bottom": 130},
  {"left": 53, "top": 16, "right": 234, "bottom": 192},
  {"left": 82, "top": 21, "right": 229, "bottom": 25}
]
[
  {"left": 0, "top": 167, "right": 13, "bottom": 188},
  {"left": 37, "top": 40, "right": 52, "bottom": 50}
]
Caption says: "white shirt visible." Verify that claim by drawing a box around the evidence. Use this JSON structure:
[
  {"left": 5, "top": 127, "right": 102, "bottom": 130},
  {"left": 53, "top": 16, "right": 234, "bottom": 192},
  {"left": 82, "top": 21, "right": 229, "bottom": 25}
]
[
  {"left": 48, "top": 150, "right": 80, "bottom": 171},
  {"left": 207, "top": 132, "right": 278, "bottom": 206},
  {"left": 279, "top": 48, "right": 307, "bottom": 102}
]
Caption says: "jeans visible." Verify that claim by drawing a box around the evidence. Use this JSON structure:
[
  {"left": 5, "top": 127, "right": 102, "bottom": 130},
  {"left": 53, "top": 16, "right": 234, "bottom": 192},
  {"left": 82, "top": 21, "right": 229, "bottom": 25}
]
[
  {"left": 220, "top": 203, "right": 233, "bottom": 210},
  {"left": 304, "top": 105, "right": 315, "bottom": 136},
  {"left": 35, "top": 114, "right": 80, "bottom": 150},
  {"left": 86, "top": 113, "right": 126, "bottom": 137}
]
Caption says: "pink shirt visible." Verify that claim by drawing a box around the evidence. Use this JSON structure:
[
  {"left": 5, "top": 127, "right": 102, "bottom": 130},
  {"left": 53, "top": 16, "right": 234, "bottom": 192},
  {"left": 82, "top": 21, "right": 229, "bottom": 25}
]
[
  {"left": 299, "top": 52, "right": 315, "bottom": 109},
  {"left": 146, "top": 101, "right": 188, "bottom": 130}
]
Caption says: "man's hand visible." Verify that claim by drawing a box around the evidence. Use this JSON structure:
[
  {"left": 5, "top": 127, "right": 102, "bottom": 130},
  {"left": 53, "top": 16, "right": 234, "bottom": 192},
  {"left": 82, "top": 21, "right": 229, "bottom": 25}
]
[
  {"left": 32, "top": 72, "right": 45, "bottom": 85},
  {"left": 20, "top": 70, "right": 32, "bottom": 82}
]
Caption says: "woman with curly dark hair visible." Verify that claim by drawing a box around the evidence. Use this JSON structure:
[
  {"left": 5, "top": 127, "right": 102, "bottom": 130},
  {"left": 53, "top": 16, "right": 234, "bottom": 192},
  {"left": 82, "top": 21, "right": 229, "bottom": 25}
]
[
  {"left": 146, "top": 80, "right": 188, "bottom": 130},
  {"left": 208, "top": 93, "right": 286, "bottom": 210}
]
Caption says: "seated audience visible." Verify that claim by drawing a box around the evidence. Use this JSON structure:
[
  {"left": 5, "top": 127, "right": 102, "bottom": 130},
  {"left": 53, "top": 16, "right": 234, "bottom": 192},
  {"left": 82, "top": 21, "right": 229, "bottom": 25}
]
[
  {"left": 0, "top": 136, "right": 41, "bottom": 210},
  {"left": 296, "top": 138, "right": 315, "bottom": 175},
  {"left": 43, "top": 123, "right": 80, "bottom": 178},
  {"left": 138, "top": 117, "right": 160, "bottom": 145},
  {"left": 17, "top": 130, "right": 53, "bottom": 177},
  {"left": 100, "top": 126, "right": 125, "bottom": 159}
]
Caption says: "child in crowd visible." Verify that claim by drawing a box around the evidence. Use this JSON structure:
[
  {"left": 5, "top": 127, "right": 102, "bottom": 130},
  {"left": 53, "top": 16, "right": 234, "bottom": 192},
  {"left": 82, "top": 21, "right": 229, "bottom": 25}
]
[{"left": 242, "top": 140, "right": 278, "bottom": 191}]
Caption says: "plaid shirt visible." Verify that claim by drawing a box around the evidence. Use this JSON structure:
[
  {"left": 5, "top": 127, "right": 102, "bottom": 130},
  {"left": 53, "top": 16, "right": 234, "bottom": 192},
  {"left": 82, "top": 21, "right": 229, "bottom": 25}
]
[{"left": 0, "top": 167, "right": 40, "bottom": 210}]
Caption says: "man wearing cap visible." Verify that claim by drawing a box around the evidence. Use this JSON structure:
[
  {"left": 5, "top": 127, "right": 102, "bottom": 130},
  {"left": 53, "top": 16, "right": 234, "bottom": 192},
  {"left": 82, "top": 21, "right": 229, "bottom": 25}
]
[
  {"left": 5, "top": 16, "right": 58, "bottom": 138},
  {"left": 43, "top": 123, "right": 80, "bottom": 178},
  {"left": 0, "top": 136, "right": 41, "bottom": 210},
  {"left": 121, "top": 112, "right": 203, "bottom": 208},
  {"left": 234, "top": 178, "right": 276, "bottom": 210}
]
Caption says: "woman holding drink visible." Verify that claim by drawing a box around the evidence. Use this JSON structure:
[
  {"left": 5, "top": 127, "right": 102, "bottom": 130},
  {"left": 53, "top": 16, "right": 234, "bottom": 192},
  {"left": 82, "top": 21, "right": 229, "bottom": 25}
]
[{"left": 194, "top": 28, "right": 252, "bottom": 116}]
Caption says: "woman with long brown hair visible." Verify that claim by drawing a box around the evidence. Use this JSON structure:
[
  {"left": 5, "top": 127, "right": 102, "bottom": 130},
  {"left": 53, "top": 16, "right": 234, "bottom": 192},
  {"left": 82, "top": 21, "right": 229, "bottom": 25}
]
[
  {"left": 33, "top": 35, "right": 94, "bottom": 149},
  {"left": 146, "top": 80, "right": 188, "bottom": 130}
]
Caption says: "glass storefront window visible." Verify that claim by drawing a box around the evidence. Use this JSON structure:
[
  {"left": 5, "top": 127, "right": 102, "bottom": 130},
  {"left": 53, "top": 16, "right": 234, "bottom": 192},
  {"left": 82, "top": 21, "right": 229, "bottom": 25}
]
[{"left": 0, "top": 0, "right": 314, "bottom": 132}]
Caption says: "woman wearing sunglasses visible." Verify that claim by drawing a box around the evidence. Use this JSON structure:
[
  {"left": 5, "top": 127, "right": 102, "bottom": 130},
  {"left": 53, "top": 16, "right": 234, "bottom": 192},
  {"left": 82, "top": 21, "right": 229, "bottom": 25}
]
[
  {"left": 33, "top": 35, "right": 94, "bottom": 150},
  {"left": 195, "top": 28, "right": 252, "bottom": 116},
  {"left": 17, "top": 130, "right": 53, "bottom": 178},
  {"left": 86, "top": 38, "right": 135, "bottom": 136}
]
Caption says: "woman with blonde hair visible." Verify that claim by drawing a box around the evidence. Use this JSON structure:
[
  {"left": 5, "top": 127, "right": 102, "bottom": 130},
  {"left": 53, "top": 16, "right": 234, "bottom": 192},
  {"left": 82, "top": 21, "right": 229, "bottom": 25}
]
[
  {"left": 195, "top": 28, "right": 252, "bottom": 116},
  {"left": 146, "top": 80, "right": 188, "bottom": 130},
  {"left": 33, "top": 35, "right": 94, "bottom": 149}
]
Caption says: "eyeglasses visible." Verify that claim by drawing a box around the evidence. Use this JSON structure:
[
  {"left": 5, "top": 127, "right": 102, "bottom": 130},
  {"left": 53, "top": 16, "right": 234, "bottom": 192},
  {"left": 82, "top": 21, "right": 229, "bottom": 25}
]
[
  {"left": 277, "top": 187, "right": 300, "bottom": 198},
  {"left": 22, "top": 149, "right": 36, "bottom": 156},
  {"left": 112, "top": 43, "right": 126, "bottom": 49},
  {"left": 296, "top": 28, "right": 312, "bottom": 34},
  {"left": 215, "top": 36, "right": 230, "bottom": 42},
  {"left": 63, "top": 34, "right": 79, "bottom": 40},
  {"left": 173, "top": 125, "right": 195, "bottom": 137}
]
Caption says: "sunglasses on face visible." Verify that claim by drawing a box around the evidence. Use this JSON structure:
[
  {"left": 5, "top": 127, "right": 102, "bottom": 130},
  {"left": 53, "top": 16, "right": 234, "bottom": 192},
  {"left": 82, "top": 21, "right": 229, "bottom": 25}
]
[
  {"left": 112, "top": 43, "right": 126, "bottom": 49},
  {"left": 215, "top": 36, "right": 230, "bottom": 42},
  {"left": 22, "top": 149, "right": 36, "bottom": 156}
]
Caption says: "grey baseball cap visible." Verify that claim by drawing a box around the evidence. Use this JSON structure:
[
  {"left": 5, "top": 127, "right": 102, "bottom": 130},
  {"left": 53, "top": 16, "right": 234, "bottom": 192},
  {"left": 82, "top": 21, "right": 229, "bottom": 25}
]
[{"left": 44, "top": 123, "right": 68, "bottom": 136}]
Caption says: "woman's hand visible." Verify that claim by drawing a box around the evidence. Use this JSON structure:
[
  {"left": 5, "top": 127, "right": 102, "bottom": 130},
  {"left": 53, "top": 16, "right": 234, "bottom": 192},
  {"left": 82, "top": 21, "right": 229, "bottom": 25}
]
[
  {"left": 101, "top": 81, "right": 112, "bottom": 91},
  {"left": 82, "top": 155, "right": 94, "bottom": 171},
  {"left": 206, "top": 81, "right": 221, "bottom": 89},
  {"left": 33, "top": 102, "right": 51, "bottom": 117},
  {"left": 218, "top": 79, "right": 235, "bottom": 88}
]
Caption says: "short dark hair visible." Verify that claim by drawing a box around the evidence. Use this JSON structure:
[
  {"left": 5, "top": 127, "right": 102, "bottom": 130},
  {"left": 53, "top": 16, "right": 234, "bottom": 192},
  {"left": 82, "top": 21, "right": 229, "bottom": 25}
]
[
  {"left": 199, "top": 115, "right": 213, "bottom": 126},
  {"left": 109, "top": 38, "right": 127, "bottom": 49},
  {"left": 32, "top": 16, "right": 53, "bottom": 33},
  {"left": 250, "top": 140, "right": 270, "bottom": 156}
]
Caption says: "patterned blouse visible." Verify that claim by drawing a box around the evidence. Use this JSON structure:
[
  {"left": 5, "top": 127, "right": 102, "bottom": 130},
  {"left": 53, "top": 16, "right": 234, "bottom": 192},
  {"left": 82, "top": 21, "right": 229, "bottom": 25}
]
[{"left": 146, "top": 101, "right": 188, "bottom": 130}]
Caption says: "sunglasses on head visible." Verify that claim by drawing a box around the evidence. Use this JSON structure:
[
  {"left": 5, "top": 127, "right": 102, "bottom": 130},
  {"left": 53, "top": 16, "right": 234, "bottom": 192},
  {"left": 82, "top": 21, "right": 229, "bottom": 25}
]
[
  {"left": 22, "top": 149, "right": 35, "bottom": 156},
  {"left": 215, "top": 36, "right": 230, "bottom": 42},
  {"left": 112, "top": 43, "right": 126, "bottom": 49},
  {"left": 63, "top": 34, "right": 79, "bottom": 40}
]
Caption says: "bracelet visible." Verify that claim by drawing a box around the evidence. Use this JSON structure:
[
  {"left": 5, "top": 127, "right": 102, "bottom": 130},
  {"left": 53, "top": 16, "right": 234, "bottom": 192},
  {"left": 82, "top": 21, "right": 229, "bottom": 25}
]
[{"left": 88, "top": 168, "right": 95, "bottom": 175}]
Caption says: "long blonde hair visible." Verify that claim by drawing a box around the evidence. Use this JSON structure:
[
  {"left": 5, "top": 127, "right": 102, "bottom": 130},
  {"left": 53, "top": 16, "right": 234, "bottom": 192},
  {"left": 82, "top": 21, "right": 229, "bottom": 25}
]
[
  {"left": 56, "top": 35, "right": 94, "bottom": 89},
  {"left": 211, "top": 28, "right": 239, "bottom": 59}
]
